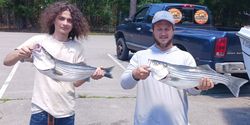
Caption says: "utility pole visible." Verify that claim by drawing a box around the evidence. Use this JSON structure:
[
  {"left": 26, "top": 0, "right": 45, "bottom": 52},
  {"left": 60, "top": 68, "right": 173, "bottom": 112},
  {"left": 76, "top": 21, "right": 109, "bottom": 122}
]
[{"left": 129, "top": 0, "right": 137, "bottom": 18}]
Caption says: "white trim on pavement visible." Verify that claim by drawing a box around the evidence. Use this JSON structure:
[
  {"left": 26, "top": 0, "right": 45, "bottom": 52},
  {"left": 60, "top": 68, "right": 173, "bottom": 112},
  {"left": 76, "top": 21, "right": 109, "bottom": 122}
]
[
  {"left": 0, "top": 61, "right": 20, "bottom": 98},
  {"left": 107, "top": 53, "right": 126, "bottom": 70}
]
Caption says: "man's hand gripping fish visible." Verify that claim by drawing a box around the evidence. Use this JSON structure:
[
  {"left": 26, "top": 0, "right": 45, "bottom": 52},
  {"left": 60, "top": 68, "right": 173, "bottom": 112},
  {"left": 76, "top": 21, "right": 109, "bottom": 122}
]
[{"left": 148, "top": 59, "right": 248, "bottom": 97}]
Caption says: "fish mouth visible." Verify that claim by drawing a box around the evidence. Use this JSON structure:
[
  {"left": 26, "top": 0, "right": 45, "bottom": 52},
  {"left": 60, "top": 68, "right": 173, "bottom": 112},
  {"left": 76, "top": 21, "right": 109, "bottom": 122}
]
[
  {"left": 33, "top": 44, "right": 42, "bottom": 52},
  {"left": 161, "top": 75, "right": 168, "bottom": 80},
  {"left": 32, "top": 45, "right": 55, "bottom": 70}
]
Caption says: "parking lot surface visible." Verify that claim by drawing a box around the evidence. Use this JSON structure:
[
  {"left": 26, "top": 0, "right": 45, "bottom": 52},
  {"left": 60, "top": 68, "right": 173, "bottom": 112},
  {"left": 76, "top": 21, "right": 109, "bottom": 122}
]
[{"left": 0, "top": 32, "right": 249, "bottom": 125}]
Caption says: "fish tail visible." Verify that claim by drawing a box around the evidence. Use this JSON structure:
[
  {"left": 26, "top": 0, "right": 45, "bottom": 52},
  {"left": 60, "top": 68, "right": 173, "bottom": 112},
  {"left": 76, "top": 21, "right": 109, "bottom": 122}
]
[
  {"left": 222, "top": 75, "right": 248, "bottom": 97},
  {"left": 102, "top": 66, "right": 114, "bottom": 79}
]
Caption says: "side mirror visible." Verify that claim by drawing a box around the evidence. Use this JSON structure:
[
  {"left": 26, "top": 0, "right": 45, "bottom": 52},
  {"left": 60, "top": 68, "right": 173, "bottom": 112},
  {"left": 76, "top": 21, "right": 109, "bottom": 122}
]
[{"left": 124, "top": 18, "right": 133, "bottom": 23}]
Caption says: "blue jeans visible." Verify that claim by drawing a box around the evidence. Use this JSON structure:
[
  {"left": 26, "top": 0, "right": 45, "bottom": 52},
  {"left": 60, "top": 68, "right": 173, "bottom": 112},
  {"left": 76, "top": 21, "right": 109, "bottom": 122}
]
[{"left": 29, "top": 111, "right": 75, "bottom": 125}]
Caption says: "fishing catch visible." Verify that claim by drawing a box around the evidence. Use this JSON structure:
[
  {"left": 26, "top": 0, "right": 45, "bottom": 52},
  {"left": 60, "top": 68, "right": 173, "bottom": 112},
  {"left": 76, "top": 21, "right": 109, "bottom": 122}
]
[
  {"left": 31, "top": 44, "right": 113, "bottom": 82},
  {"left": 148, "top": 59, "right": 248, "bottom": 97}
]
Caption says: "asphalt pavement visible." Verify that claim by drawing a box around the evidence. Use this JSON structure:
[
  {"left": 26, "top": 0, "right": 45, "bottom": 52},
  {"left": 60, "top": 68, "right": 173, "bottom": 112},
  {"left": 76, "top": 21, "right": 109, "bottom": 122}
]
[{"left": 0, "top": 32, "right": 249, "bottom": 125}]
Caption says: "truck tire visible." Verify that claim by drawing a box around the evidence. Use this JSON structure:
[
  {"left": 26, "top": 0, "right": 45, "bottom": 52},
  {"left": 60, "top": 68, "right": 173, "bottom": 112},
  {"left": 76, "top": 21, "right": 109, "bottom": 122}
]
[{"left": 116, "top": 38, "right": 129, "bottom": 60}]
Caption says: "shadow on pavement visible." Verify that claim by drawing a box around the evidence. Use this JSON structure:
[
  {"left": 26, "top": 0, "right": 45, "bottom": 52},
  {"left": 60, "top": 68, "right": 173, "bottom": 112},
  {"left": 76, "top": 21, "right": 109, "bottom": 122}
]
[{"left": 221, "top": 107, "right": 250, "bottom": 125}]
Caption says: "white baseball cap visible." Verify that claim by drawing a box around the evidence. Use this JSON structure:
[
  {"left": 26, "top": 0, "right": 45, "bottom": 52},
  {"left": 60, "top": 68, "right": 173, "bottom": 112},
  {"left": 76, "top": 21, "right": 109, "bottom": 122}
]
[{"left": 152, "top": 11, "right": 175, "bottom": 25}]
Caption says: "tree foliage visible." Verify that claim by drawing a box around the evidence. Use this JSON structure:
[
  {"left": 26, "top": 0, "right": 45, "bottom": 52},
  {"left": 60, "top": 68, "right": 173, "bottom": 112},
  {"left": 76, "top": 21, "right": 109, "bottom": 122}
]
[{"left": 0, "top": 0, "right": 249, "bottom": 32}]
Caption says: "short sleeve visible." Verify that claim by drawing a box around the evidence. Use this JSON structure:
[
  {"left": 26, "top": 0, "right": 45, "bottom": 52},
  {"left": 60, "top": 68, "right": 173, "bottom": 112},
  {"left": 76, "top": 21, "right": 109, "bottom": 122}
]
[
  {"left": 16, "top": 35, "right": 44, "bottom": 49},
  {"left": 185, "top": 52, "right": 196, "bottom": 67}
]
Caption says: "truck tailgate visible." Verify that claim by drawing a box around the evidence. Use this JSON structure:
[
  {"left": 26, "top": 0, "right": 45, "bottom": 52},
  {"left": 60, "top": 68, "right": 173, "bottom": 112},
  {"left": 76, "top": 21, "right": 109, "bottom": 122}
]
[{"left": 224, "top": 31, "right": 244, "bottom": 62}]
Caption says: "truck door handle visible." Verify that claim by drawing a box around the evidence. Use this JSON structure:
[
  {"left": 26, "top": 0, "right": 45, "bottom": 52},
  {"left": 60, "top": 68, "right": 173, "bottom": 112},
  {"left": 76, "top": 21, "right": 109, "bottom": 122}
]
[{"left": 136, "top": 27, "right": 141, "bottom": 31}]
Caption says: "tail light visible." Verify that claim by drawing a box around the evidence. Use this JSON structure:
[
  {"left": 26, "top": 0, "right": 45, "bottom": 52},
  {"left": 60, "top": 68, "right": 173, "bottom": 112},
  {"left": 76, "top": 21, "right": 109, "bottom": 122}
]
[{"left": 215, "top": 37, "right": 228, "bottom": 58}]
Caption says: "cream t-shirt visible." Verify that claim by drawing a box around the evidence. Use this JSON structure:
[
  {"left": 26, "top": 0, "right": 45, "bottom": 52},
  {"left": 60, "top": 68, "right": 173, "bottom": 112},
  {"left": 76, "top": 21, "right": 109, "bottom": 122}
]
[{"left": 17, "top": 34, "right": 85, "bottom": 118}]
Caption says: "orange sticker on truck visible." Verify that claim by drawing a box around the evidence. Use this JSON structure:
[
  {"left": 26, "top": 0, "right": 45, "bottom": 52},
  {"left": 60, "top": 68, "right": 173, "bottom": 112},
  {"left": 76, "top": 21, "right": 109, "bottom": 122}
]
[
  {"left": 168, "top": 8, "right": 182, "bottom": 24},
  {"left": 194, "top": 10, "right": 208, "bottom": 24}
]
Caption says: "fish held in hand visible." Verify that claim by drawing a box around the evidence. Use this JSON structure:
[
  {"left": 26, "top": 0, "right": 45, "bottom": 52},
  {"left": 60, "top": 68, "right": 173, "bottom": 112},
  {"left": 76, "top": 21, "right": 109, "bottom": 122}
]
[
  {"left": 31, "top": 44, "right": 113, "bottom": 82},
  {"left": 148, "top": 59, "right": 248, "bottom": 97}
]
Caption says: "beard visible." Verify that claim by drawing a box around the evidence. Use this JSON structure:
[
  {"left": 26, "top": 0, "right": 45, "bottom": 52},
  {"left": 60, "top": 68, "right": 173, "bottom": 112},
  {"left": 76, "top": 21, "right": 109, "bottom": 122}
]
[{"left": 153, "top": 34, "right": 173, "bottom": 49}]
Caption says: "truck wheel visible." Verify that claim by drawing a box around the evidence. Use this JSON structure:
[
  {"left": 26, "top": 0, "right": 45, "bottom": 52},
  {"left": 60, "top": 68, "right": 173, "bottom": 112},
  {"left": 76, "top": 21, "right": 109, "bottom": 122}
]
[{"left": 116, "top": 38, "right": 129, "bottom": 60}]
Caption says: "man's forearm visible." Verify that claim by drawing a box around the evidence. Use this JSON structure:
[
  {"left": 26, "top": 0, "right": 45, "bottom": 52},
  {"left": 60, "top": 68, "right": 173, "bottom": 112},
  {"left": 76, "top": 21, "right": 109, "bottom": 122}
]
[{"left": 3, "top": 50, "right": 21, "bottom": 66}]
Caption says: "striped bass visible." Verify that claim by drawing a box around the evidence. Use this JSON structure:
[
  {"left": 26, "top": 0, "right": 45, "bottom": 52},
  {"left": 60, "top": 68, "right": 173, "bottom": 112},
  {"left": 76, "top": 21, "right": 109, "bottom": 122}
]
[
  {"left": 148, "top": 59, "right": 248, "bottom": 97},
  {"left": 31, "top": 44, "right": 113, "bottom": 82}
]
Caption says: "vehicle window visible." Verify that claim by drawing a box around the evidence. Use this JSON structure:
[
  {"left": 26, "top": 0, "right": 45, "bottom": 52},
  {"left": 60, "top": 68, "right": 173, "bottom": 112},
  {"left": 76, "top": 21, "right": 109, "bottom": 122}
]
[
  {"left": 145, "top": 14, "right": 153, "bottom": 24},
  {"left": 134, "top": 8, "right": 148, "bottom": 22},
  {"left": 146, "top": 5, "right": 163, "bottom": 23},
  {"left": 181, "top": 8, "right": 194, "bottom": 24}
]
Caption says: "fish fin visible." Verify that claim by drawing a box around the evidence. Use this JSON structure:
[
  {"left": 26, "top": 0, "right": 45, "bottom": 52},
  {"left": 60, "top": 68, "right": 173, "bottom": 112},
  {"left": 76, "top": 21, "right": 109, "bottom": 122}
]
[
  {"left": 54, "top": 79, "right": 61, "bottom": 82},
  {"left": 102, "top": 66, "right": 114, "bottom": 79},
  {"left": 219, "top": 74, "right": 248, "bottom": 97},
  {"left": 159, "top": 76, "right": 180, "bottom": 84},
  {"left": 198, "top": 65, "right": 217, "bottom": 73},
  {"left": 53, "top": 69, "right": 63, "bottom": 76},
  {"left": 169, "top": 76, "right": 180, "bottom": 81},
  {"left": 76, "top": 62, "right": 87, "bottom": 66},
  {"left": 160, "top": 75, "right": 168, "bottom": 80}
]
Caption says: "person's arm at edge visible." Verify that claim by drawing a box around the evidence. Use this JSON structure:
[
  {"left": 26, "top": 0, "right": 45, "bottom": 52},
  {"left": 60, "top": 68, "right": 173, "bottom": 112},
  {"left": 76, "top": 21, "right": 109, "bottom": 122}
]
[
  {"left": 74, "top": 80, "right": 86, "bottom": 87},
  {"left": 186, "top": 87, "right": 202, "bottom": 95},
  {"left": 3, "top": 49, "right": 23, "bottom": 66},
  {"left": 4, "top": 37, "right": 35, "bottom": 66},
  {"left": 120, "top": 54, "right": 140, "bottom": 89},
  {"left": 121, "top": 68, "right": 139, "bottom": 89}
]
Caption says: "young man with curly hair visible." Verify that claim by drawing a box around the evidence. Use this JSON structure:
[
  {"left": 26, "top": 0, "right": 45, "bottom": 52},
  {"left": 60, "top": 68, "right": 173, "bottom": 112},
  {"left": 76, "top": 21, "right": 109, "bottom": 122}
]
[{"left": 3, "top": 1, "right": 104, "bottom": 125}]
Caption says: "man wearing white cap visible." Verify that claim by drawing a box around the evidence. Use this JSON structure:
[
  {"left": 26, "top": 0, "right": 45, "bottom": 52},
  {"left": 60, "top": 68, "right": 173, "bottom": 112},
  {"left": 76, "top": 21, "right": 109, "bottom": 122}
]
[{"left": 120, "top": 11, "right": 214, "bottom": 125}]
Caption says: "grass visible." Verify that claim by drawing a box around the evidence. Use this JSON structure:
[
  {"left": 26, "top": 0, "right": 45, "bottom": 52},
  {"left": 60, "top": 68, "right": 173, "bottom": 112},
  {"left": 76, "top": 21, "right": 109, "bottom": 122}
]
[
  {"left": 89, "top": 32, "right": 114, "bottom": 35},
  {"left": 0, "top": 98, "right": 30, "bottom": 103},
  {"left": 78, "top": 95, "right": 135, "bottom": 99}
]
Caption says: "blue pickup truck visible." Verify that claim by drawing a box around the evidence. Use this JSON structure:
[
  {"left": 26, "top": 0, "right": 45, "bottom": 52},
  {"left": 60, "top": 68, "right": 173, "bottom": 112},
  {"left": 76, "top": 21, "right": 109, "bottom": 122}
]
[{"left": 114, "top": 3, "right": 248, "bottom": 79}]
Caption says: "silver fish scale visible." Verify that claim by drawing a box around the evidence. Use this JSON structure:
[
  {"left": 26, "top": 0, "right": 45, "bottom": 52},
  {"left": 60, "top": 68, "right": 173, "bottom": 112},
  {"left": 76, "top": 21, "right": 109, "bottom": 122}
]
[
  {"left": 56, "top": 62, "right": 95, "bottom": 73},
  {"left": 168, "top": 66, "right": 230, "bottom": 84},
  {"left": 55, "top": 61, "right": 95, "bottom": 75}
]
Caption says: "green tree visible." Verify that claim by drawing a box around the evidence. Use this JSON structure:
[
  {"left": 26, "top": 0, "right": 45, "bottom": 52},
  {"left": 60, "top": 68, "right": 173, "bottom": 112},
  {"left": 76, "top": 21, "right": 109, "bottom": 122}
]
[
  {"left": 0, "top": 0, "right": 249, "bottom": 32},
  {"left": 0, "top": 0, "right": 7, "bottom": 7}
]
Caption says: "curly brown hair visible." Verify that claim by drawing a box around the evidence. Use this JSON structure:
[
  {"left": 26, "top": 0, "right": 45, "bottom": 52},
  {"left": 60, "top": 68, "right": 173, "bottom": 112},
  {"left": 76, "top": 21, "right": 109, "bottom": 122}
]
[{"left": 39, "top": 1, "right": 89, "bottom": 40}]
